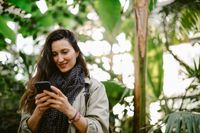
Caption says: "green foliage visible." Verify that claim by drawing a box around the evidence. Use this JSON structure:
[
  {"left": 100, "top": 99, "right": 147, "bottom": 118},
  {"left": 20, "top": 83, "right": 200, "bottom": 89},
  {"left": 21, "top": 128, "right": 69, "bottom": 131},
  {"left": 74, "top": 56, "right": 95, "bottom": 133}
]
[
  {"left": 94, "top": 0, "right": 121, "bottom": 33},
  {"left": 149, "top": 0, "right": 157, "bottom": 12},
  {"left": 19, "top": 51, "right": 37, "bottom": 78},
  {"left": 164, "top": 112, "right": 200, "bottom": 133},
  {"left": 147, "top": 36, "right": 164, "bottom": 99},
  {"left": 180, "top": 8, "right": 200, "bottom": 31},
  {"left": 0, "top": 16, "right": 16, "bottom": 43},
  {"left": 0, "top": 0, "right": 200, "bottom": 133},
  {"left": 0, "top": 61, "right": 25, "bottom": 108},
  {"left": 149, "top": 50, "right": 200, "bottom": 132},
  {"left": 148, "top": 1, "right": 200, "bottom": 132},
  {"left": 0, "top": 109, "right": 21, "bottom": 133},
  {"left": 103, "top": 80, "right": 131, "bottom": 108},
  {"left": 120, "top": 18, "right": 135, "bottom": 37},
  {"left": 0, "top": 0, "right": 89, "bottom": 41},
  {"left": 102, "top": 80, "right": 132, "bottom": 132},
  {"left": 7, "top": 0, "right": 35, "bottom": 12},
  {"left": 161, "top": 0, "right": 200, "bottom": 44},
  {"left": 0, "top": 62, "right": 25, "bottom": 132},
  {"left": 0, "top": 34, "right": 7, "bottom": 50},
  {"left": 183, "top": 57, "right": 200, "bottom": 82}
]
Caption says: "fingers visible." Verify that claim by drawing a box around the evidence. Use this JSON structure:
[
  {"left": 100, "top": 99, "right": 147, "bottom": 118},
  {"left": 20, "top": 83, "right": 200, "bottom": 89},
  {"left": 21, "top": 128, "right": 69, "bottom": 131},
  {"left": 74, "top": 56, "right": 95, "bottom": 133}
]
[
  {"left": 50, "top": 86, "right": 64, "bottom": 96},
  {"left": 47, "top": 99, "right": 63, "bottom": 109},
  {"left": 48, "top": 104, "right": 62, "bottom": 110},
  {"left": 40, "top": 86, "right": 72, "bottom": 113},
  {"left": 43, "top": 90, "right": 59, "bottom": 100},
  {"left": 35, "top": 92, "right": 47, "bottom": 100},
  {"left": 34, "top": 86, "right": 68, "bottom": 114},
  {"left": 46, "top": 97, "right": 70, "bottom": 113},
  {"left": 35, "top": 93, "right": 51, "bottom": 114},
  {"left": 36, "top": 104, "right": 50, "bottom": 114},
  {"left": 44, "top": 90, "right": 67, "bottom": 106},
  {"left": 43, "top": 86, "right": 65, "bottom": 99},
  {"left": 37, "top": 102, "right": 50, "bottom": 108},
  {"left": 35, "top": 94, "right": 51, "bottom": 105}
]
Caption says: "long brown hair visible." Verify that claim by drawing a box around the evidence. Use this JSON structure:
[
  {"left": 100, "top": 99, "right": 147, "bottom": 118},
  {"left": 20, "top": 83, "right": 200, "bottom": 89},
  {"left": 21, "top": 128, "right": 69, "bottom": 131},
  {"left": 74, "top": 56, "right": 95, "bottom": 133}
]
[{"left": 19, "top": 29, "right": 89, "bottom": 114}]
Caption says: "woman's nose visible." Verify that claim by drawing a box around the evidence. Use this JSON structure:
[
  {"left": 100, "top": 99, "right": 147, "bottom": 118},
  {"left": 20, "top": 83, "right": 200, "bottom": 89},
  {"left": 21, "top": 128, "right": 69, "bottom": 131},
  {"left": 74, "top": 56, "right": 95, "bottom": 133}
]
[{"left": 57, "top": 54, "right": 64, "bottom": 62}]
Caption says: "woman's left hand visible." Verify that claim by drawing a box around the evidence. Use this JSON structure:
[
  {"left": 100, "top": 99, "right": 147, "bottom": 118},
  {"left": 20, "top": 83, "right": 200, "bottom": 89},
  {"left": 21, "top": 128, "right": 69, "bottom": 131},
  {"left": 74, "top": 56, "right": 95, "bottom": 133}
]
[{"left": 43, "top": 86, "right": 76, "bottom": 119}]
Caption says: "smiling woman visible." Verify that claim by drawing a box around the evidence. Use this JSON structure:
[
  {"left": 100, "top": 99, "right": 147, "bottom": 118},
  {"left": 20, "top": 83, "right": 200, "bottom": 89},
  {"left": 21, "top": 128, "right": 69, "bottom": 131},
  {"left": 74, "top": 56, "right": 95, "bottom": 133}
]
[{"left": 18, "top": 29, "right": 110, "bottom": 133}]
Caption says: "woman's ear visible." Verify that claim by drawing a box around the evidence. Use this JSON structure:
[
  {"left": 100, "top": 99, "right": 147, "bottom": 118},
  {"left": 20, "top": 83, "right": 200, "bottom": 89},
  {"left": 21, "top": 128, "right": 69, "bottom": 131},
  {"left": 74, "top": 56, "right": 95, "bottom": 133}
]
[{"left": 76, "top": 51, "right": 79, "bottom": 58}]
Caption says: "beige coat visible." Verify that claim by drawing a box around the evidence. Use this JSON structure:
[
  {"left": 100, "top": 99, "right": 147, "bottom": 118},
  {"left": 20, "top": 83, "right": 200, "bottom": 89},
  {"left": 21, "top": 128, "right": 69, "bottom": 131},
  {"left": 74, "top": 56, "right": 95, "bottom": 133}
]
[{"left": 18, "top": 77, "right": 109, "bottom": 133}]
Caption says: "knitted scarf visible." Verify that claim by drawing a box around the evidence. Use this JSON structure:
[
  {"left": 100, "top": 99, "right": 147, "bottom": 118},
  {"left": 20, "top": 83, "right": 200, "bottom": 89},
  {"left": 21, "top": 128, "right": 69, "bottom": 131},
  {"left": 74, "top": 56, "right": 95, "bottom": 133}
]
[{"left": 37, "top": 64, "right": 85, "bottom": 133}]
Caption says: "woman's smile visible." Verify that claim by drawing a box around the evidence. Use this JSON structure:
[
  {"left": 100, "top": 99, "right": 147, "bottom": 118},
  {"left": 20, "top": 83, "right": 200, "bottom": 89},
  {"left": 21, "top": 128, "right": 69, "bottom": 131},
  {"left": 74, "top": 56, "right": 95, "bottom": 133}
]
[{"left": 59, "top": 63, "right": 68, "bottom": 69}]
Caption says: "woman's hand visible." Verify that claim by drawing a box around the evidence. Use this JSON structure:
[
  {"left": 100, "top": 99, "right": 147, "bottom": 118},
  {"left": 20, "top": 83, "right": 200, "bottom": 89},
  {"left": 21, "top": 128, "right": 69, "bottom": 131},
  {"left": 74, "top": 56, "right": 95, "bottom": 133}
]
[
  {"left": 43, "top": 86, "right": 76, "bottom": 119},
  {"left": 43, "top": 86, "right": 88, "bottom": 133},
  {"left": 27, "top": 92, "right": 51, "bottom": 132},
  {"left": 35, "top": 92, "right": 51, "bottom": 114}
]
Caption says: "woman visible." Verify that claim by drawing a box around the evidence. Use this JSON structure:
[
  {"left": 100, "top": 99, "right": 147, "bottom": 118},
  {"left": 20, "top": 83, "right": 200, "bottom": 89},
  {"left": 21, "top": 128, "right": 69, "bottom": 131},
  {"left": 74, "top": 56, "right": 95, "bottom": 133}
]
[{"left": 18, "top": 29, "right": 109, "bottom": 133}]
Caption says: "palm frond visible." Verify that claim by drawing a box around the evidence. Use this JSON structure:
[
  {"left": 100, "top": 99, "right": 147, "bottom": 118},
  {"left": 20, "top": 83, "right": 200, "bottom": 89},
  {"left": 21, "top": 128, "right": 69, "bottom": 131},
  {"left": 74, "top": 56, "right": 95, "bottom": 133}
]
[{"left": 164, "top": 112, "right": 200, "bottom": 133}]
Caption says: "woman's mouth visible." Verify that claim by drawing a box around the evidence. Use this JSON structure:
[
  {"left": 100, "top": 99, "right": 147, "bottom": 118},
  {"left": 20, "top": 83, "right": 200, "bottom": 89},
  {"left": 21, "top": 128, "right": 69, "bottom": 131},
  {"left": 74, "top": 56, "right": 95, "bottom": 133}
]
[{"left": 59, "top": 63, "right": 67, "bottom": 68}]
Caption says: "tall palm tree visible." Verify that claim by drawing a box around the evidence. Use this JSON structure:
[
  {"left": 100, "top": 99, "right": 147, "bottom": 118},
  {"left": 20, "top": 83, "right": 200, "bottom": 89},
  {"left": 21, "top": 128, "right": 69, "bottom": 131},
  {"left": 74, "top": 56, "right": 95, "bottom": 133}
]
[{"left": 133, "top": 0, "right": 148, "bottom": 132}]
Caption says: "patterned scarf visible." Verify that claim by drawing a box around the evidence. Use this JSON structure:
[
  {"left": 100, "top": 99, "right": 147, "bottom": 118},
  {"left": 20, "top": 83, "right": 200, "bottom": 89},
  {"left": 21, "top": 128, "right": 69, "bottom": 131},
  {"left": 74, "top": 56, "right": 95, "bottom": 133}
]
[{"left": 37, "top": 64, "right": 85, "bottom": 133}]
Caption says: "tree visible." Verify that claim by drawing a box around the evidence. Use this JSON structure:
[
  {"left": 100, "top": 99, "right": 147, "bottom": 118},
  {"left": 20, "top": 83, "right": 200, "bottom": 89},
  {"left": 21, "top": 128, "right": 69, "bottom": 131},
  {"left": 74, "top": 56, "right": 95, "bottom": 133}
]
[{"left": 133, "top": 0, "right": 148, "bottom": 132}]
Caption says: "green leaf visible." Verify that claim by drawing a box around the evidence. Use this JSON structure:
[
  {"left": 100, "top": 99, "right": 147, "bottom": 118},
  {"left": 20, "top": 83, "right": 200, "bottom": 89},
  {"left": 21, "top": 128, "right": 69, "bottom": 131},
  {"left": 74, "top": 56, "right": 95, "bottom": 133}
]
[
  {"left": 164, "top": 112, "right": 200, "bottom": 133},
  {"left": 37, "top": 14, "right": 54, "bottom": 27},
  {"left": 149, "top": 0, "right": 157, "bottom": 12},
  {"left": 0, "top": 17, "right": 16, "bottom": 43},
  {"left": 102, "top": 81, "right": 129, "bottom": 108},
  {"left": 0, "top": 34, "right": 7, "bottom": 50},
  {"left": 94, "top": 0, "right": 121, "bottom": 32},
  {"left": 147, "top": 37, "right": 163, "bottom": 99},
  {"left": 7, "top": 0, "right": 35, "bottom": 12}
]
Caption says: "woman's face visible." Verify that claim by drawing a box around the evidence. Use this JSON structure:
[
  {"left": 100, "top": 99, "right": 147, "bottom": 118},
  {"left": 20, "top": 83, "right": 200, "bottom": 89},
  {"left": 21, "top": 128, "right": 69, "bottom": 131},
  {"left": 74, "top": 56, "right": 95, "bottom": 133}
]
[{"left": 51, "top": 39, "right": 79, "bottom": 73}]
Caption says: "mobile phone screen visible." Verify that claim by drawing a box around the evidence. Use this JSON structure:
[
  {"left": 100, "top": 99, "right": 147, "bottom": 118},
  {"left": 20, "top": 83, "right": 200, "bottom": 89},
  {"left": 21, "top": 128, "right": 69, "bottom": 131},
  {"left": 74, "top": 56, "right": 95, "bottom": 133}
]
[{"left": 35, "top": 81, "right": 51, "bottom": 93}]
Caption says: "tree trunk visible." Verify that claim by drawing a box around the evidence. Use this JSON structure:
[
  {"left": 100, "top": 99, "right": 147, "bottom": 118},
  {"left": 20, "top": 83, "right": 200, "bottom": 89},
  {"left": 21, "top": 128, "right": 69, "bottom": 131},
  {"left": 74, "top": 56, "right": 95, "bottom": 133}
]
[{"left": 133, "top": 0, "right": 148, "bottom": 133}]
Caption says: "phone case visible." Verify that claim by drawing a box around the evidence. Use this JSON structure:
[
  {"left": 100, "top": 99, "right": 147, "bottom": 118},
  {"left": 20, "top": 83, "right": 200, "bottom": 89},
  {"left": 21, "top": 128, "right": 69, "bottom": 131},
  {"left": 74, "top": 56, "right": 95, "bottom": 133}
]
[{"left": 35, "top": 81, "right": 51, "bottom": 93}]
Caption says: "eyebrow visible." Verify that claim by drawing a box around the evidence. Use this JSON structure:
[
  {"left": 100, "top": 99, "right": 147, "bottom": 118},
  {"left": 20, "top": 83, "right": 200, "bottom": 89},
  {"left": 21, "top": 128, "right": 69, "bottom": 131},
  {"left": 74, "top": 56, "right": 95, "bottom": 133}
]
[{"left": 52, "top": 48, "right": 70, "bottom": 52}]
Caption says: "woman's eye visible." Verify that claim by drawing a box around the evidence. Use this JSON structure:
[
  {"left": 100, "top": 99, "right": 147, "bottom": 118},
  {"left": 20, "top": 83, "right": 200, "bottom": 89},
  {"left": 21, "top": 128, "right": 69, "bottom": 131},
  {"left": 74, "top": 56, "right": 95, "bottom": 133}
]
[
  {"left": 52, "top": 53, "right": 57, "bottom": 56},
  {"left": 62, "top": 51, "right": 69, "bottom": 54}
]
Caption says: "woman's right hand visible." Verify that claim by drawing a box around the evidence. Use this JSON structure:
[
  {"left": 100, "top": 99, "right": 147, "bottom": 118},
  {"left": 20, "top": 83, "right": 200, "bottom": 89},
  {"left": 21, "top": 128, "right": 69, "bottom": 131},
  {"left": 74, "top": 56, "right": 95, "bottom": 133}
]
[
  {"left": 27, "top": 92, "right": 52, "bottom": 132},
  {"left": 34, "top": 92, "right": 51, "bottom": 114}
]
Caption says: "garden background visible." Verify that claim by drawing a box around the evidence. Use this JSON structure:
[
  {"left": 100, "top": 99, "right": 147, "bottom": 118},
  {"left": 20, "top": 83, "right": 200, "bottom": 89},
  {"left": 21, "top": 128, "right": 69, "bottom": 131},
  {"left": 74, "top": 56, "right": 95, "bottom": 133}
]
[{"left": 0, "top": 0, "right": 200, "bottom": 133}]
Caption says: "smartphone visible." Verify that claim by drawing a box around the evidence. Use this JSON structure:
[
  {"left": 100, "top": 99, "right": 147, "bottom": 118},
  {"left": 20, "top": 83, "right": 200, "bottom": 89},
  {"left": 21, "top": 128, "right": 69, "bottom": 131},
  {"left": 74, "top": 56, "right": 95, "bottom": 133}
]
[{"left": 35, "top": 81, "right": 51, "bottom": 93}]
